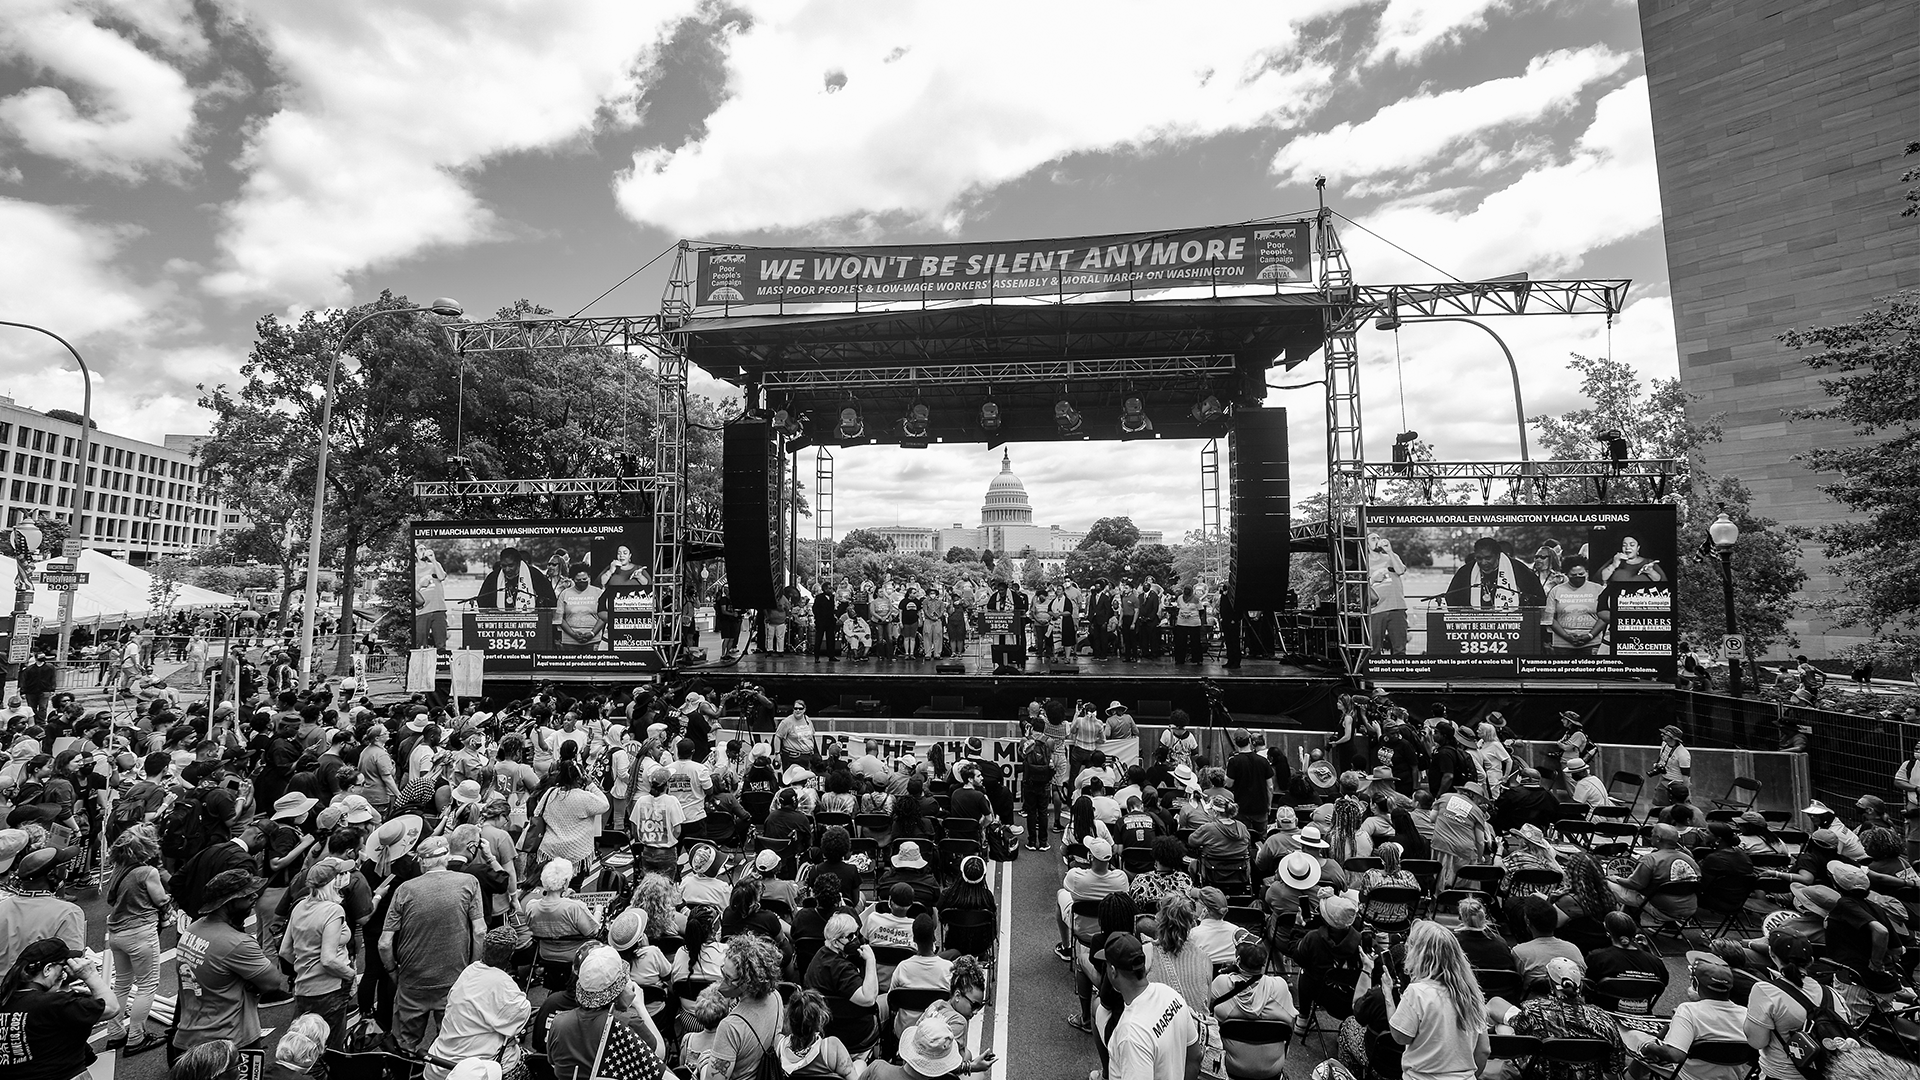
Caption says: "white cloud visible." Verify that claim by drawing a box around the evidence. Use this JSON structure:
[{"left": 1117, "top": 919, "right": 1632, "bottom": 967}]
[
  {"left": 1366, "top": 0, "right": 1514, "bottom": 66},
  {"left": 0, "top": 0, "right": 205, "bottom": 178},
  {"left": 1271, "top": 45, "right": 1632, "bottom": 187},
  {"left": 204, "top": 0, "right": 700, "bottom": 303},
  {"left": 614, "top": 1, "right": 1368, "bottom": 237},
  {"left": 0, "top": 197, "right": 153, "bottom": 337},
  {"left": 1335, "top": 77, "right": 1661, "bottom": 282}
]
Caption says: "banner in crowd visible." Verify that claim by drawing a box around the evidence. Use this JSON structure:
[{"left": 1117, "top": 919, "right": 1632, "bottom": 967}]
[
  {"left": 694, "top": 221, "right": 1314, "bottom": 306},
  {"left": 1358, "top": 503, "right": 1679, "bottom": 681},
  {"left": 411, "top": 518, "right": 661, "bottom": 676},
  {"left": 806, "top": 727, "right": 1141, "bottom": 799}
]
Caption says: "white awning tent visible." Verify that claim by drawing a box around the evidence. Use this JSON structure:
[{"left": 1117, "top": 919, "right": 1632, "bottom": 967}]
[{"left": 2, "top": 550, "right": 241, "bottom": 629}]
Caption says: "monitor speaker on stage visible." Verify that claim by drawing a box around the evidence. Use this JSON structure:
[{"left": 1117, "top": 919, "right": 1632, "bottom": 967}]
[
  {"left": 1229, "top": 407, "right": 1290, "bottom": 610},
  {"left": 722, "top": 419, "right": 784, "bottom": 608}
]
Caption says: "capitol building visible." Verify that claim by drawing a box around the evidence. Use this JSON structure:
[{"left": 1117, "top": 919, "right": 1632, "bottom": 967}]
[{"left": 870, "top": 449, "right": 1162, "bottom": 557}]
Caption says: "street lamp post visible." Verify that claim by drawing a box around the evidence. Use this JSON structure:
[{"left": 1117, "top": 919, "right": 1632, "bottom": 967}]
[
  {"left": 1373, "top": 315, "right": 1530, "bottom": 462},
  {"left": 297, "top": 298, "right": 462, "bottom": 685},
  {"left": 1709, "top": 511, "right": 1742, "bottom": 697},
  {"left": 0, "top": 321, "right": 93, "bottom": 672}
]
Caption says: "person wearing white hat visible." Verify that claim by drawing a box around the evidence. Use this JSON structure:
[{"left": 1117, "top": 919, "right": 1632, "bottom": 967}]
[
  {"left": 1801, "top": 800, "right": 1868, "bottom": 862},
  {"left": 1055, "top": 835, "right": 1129, "bottom": 963},
  {"left": 1563, "top": 757, "right": 1612, "bottom": 812},
  {"left": 549, "top": 945, "right": 668, "bottom": 1075}
]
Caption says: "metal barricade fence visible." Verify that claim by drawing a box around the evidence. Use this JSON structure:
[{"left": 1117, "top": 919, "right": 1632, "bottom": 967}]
[{"left": 1678, "top": 690, "right": 1919, "bottom": 815}]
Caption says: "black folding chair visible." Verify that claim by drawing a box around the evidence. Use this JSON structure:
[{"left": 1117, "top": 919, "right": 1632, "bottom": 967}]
[
  {"left": 1712, "top": 777, "right": 1761, "bottom": 811},
  {"left": 1218, "top": 1018, "right": 1293, "bottom": 1080}
]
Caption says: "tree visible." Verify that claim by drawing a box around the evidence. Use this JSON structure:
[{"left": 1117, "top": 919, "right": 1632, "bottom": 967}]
[
  {"left": 1677, "top": 476, "right": 1808, "bottom": 651},
  {"left": 1170, "top": 528, "right": 1227, "bottom": 586},
  {"left": 1020, "top": 556, "right": 1047, "bottom": 590},
  {"left": 1123, "top": 543, "right": 1175, "bottom": 586},
  {"left": 148, "top": 555, "right": 186, "bottom": 616},
  {"left": 43, "top": 409, "right": 96, "bottom": 429},
  {"left": 1063, "top": 541, "right": 1123, "bottom": 588},
  {"left": 943, "top": 546, "right": 978, "bottom": 564},
  {"left": 836, "top": 528, "right": 895, "bottom": 556},
  {"left": 1081, "top": 516, "right": 1141, "bottom": 550},
  {"left": 1531, "top": 354, "right": 1721, "bottom": 502},
  {"left": 1780, "top": 288, "right": 1920, "bottom": 640}
]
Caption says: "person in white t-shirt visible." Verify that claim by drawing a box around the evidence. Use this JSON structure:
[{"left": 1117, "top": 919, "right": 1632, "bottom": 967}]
[
  {"left": 627, "top": 771, "right": 685, "bottom": 872},
  {"left": 1624, "top": 954, "right": 1748, "bottom": 1080},
  {"left": 1651, "top": 725, "right": 1692, "bottom": 809},
  {"left": 1104, "top": 933, "right": 1200, "bottom": 1080},
  {"left": 665, "top": 738, "right": 712, "bottom": 827}
]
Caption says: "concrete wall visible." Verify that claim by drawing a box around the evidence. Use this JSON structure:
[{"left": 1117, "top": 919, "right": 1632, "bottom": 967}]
[{"left": 1637, "top": 0, "right": 1920, "bottom": 656}]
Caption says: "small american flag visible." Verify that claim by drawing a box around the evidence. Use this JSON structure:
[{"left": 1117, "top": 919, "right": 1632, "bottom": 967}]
[{"left": 593, "top": 1020, "right": 665, "bottom": 1080}]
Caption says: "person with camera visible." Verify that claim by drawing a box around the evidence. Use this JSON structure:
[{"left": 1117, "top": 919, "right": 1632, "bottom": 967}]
[{"left": 0, "top": 937, "right": 116, "bottom": 1080}]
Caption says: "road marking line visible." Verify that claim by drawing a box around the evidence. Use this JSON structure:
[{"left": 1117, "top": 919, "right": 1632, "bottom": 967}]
[{"left": 991, "top": 855, "right": 1012, "bottom": 1079}]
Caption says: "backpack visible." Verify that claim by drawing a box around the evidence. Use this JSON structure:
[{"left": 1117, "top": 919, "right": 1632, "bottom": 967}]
[
  {"left": 159, "top": 789, "right": 208, "bottom": 866},
  {"left": 986, "top": 821, "right": 1020, "bottom": 862},
  {"left": 107, "top": 780, "right": 164, "bottom": 842},
  {"left": 1766, "top": 975, "right": 1850, "bottom": 1080},
  {"left": 1023, "top": 736, "right": 1054, "bottom": 775}
]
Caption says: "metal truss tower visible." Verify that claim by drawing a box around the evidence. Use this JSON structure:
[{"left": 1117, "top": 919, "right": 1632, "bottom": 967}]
[{"left": 814, "top": 447, "right": 835, "bottom": 587}]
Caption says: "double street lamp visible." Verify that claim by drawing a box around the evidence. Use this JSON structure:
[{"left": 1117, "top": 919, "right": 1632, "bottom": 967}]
[
  {"left": 297, "top": 298, "right": 462, "bottom": 683},
  {"left": 1709, "top": 511, "right": 1742, "bottom": 697},
  {"left": 0, "top": 321, "right": 92, "bottom": 669}
]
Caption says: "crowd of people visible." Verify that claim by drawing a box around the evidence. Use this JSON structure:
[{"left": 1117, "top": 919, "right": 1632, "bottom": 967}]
[
  {"left": 0, "top": 675, "right": 1918, "bottom": 1080},
  {"left": 1032, "top": 691, "right": 1920, "bottom": 1079},
  {"left": 0, "top": 676, "right": 1036, "bottom": 1080}
]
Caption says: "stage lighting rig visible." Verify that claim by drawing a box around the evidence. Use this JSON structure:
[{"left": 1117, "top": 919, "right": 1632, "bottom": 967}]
[
  {"left": 1191, "top": 393, "right": 1226, "bottom": 426},
  {"left": 1598, "top": 430, "right": 1629, "bottom": 465},
  {"left": 977, "top": 400, "right": 1002, "bottom": 434},
  {"left": 1054, "top": 398, "right": 1084, "bottom": 435},
  {"left": 899, "top": 402, "right": 931, "bottom": 447},
  {"left": 836, "top": 404, "right": 865, "bottom": 442},
  {"left": 1119, "top": 396, "right": 1154, "bottom": 438}
]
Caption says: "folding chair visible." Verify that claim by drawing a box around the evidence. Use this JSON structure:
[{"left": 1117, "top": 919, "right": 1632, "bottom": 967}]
[
  {"left": 887, "top": 986, "right": 948, "bottom": 1037},
  {"left": 940, "top": 907, "right": 996, "bottom": 962},
  {"left": 1218, "top": 1018, "right": 1293, "bottom": 1080},
  {"left": 1698, "top": 872, "right": 1765, "bottom": 936},
  {"left": 1360, "top": 885, "right": 1422, "bottom": 936},
  {"left": 1474, "top": 968, "right": 1525, "bottom": 1005},
  {"left": 1592, "top": 974, "right": 1667, "bottom": 1015},
  {"left": 1539, "top": 1038, "right": 1616, "bottom": 1072},
  {"left": 1608, "top": 771, "right": 1645, "bottom": 813},
  {"left": 1120, "top": 844, "right": 1155, "bottom": 874},
  {"left": 1711, "top": 777, "right": 1761, "bottom": 812},
  {"left": 1487, "top": 1033, "right": 1544, "bottom": 1068},
  {"left": 1639, "top": 879, "right": 1704, "bottom": 954},
  {"left": 1401, "top": 859, "right": 1442, "bottom": 917},
  {"left": 815, "top": 810, "right": 855, "bottom": 834},
  {"left": 942, "top": 816, "right": 983, "bottom": 842},
  {"left": 1666, "top": 1041, "right": 1760, "bottom": 1080},
  {"left": 1342, "top": 856, "right": 1382, "bottom": 875},
  {"left": 854, "top": 812, "right": 892, "bottom": 840}
]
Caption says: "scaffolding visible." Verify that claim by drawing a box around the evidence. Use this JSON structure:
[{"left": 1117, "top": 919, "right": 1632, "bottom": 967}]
[{"left": 814, "top": 447, "right": 835, "bottom": 587}]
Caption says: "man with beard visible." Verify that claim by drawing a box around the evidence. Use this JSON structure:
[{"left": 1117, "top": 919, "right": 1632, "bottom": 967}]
[
  {"left": 476, "top": 547, "right": 556, "bottom": 611},
  {"left": 1543, "top": 556, "right": 1610, "bottom": 654}
]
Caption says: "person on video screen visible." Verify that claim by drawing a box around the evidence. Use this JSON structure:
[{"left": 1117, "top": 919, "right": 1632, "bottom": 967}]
[
  {"left": 598, "top": 544, "right": 649, "bottom": 592},
  {"left": 1366, "top": 533, "right": 1409, "bottom": 656},
  {"left": 414, "top": 547, "right": 448, "bottom": 650},
  {"left": 555, "top": 562, "right": 608, "bottom": 650},
  {"left": 477, "top": 546, "right": 557, "bottom": 611},
  {"left": 1544, "top": 556, "right": 1610, "bottom": 654},
  {"left": 1443, "top": 537, "right": 1546, "bottom": 610},
  {"left": 1596, "top": 535, "right": 1666, "bottom": 583}
]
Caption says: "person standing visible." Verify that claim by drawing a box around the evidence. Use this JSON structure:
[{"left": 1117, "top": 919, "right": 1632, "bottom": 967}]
[
  {"left": 279, "top": 860, "right": 356, "bottom": 1045},
  {"left": 414, "top": 548, "right": 449, "bottom": 651},
  {"left": 1170, "top": 585, "right": 1206, "bottom": 665},
  {"left": 106, "top": 826, "right": 170, "bottom": 1054},
  {"left": 1387, "top": 921, "right": 1488, "bottom": 1080},
  {"left": 379, "top": 834, "right": 486, "bottom": 1054},
  {"left": 811, "top": 584, "right": 838, "bottom": 659},
  {"left": 923, "top": 586, "right": 948, "bottom": 659},
  {"left": 172, "top": 868, "right": 288, "bottom": 1065},
  {"left": 775, "top": 701, "right": 819, "bottom": 773},
  {"left": 0, "top": 846, "right": 87, "bottom": 975},
  {"left": 1651, "top": 725, "right": 1692, "bottom": 810},
  {"left": 0, "top": 938, "right": 116, "bottom": 1080},
  {"left": 1021, "top": 718, "right": 1057, "bottom": 852},
  {"left": 1366, "top": 534, "right": 1409, "bottom": 657},
  {"left": 425, "top": 927, "right": 531, "bottom": 1080},
  {"left": 898, "top": 585, "right": 924, "bottom": 661},
  {"left": 1223, "top": 728, "right": 1272, "bottom": 837}
]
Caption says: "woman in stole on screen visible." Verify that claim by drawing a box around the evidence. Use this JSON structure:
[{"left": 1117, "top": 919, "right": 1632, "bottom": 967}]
[{"left": 1596, "top": 535, "right": 1666, "bottom": 582}]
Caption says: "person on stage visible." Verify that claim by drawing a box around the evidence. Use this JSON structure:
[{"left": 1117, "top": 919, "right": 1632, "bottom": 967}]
[
  {"left": 1115, "top": 581, "right": 1138, "bottom": 660},
  {"left": 1087, "top": 579, "right": 1115, "bottom": 660},
  {"left": 477, "top": 546, "right": 556, "bottom": 611},
  {"left": 1543, "top": 556, "right": 1609, "bottom": 655},
  {"left": 839, "top": 601, "right": 872, "bottom": 663},
  {"left": 922, "top": 586, "right": 946, "bottom": 659},
  {"left": 1596, "top": 535, "right": 1666, "bottom": 582},
  {"left": 872, "top": 578, "right": 902, "bottom": 662},
  {"left": 986, "top": 580, "right": 1021, "bottom": 670},
  {"left": 945, "top": 585, "right": 969, "bottom": 657},
  {"left": 1441, "top": 537, "right": 1546, "bottom": 610},
  {"left": 1135, "top": 578, "right": 1164, "bottom": 658},
  {"left": 898, "top": 585, "right": 925, "bottom": 660},
  {"left": 1058, "top": 581, "right": 1081, "bottom": 660},
  {"left": 812, "top": 582, "right": 838, "bottom": 659},
  {"left": 1366, "top": 533, "right": 1409, "bottom": 657}
]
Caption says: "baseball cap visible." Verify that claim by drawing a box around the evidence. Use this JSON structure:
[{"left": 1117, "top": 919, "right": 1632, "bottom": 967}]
[
  {"left": 415, "top": 836, "right": 451, "bottom": 860},
  {"left": 1084, "top": 836, "right": 1114, "bottom": 862},
  {"left": 1689, "top": 955, "right": 1733, "bottom": 993},
  {"left": 1544, "top": 956, "right": 1583, "bottom": 990},
  {"left": 754, "top": 848, "right": 782, "bottom": 873},
  {"left": 1104, "top": 933, "right": 1147, "bottom": 975},
  {"left": 306, "top": 860, "right": 342, "bottom": 889},
  {"left": 1827, "top": 861, "right": 1870, "bottom": 893},
  {"left": 1768, "top": 928, "right": 1815, "bottom": 965},
  {"left": 15, "top": 939, "right": 85, "bottom": 970}
]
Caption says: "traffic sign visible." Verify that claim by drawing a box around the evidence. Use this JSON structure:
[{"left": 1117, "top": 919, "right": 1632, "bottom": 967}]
[
  {"left": 1721, "top": 633, "right": 1746, "bottom": 660},
  {"left": 40, "top": 582, "right": 78, "bottom": 592},
  {"left": 35, "top": 571, "right": 87, "bottom": 585},
  {"left": 60, "top": 539, "right": 79, "bottom": 558}
]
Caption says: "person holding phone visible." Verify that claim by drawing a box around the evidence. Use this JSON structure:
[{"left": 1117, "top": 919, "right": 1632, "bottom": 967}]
[{"left": 0, "top": 938, "right": 117, "bottom": 1080}]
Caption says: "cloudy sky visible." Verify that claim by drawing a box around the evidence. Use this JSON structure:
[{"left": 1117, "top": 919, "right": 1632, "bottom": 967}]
[{"left": 0, "top": 0, "right": 1674, "bottom": 540}]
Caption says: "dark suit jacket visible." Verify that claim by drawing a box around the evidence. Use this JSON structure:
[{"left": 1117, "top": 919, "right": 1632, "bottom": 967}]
[
  {"left": 477, "top": 565, "right": 556, "bottom": 609},
  {"left": 1442, "top": 557, "right": 1546, "bottom": 609}
]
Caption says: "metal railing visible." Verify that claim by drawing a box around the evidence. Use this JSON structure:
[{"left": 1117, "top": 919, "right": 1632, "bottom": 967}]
[{"left": 1678, "top": 690, "right": 1918, "bottom": 816}]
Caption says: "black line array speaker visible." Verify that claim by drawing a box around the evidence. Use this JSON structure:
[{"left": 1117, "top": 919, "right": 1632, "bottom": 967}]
[
  {"left": 722, "top": 419, "right": 784, "bottom": 608},
  {"left": 1229, "top": 407, "right": 1290, "bottom": 609}
]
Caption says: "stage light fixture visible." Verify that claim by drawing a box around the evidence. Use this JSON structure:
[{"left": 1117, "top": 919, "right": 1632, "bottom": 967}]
[
  {"left": 978, "top": 400, "right": 1001, "bottom": 433},
  {"left": 1054, "top": 398, "right": 1084, "bottom": 435},
  {"left": 1119, "top": 396, "right": 1153, "bottom": 437},
  {"left": 899, "top": 402, "right": 931, "bottom": 447},
  {"left": 1598, "top": 429, "right": 1629, "bottom": 464},
  {"left": 836, "top": 405, "right": 864, "bottom": 441},
  {"left": 1391, "top": 430, "right": 1419, "bottom": 463},
  {"left": 1191, "top": 394, "right": 1226, "bottom": 425}
]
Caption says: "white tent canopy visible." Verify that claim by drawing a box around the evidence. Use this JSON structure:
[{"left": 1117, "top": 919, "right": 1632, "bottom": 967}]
[{"left": 3, "top": 550, "right": 240, "bottom": 629}]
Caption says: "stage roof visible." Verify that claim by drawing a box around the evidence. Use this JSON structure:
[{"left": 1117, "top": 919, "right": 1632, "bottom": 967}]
[{"left": 681, "top": 295, "right": 1331, "bottom": 444}]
